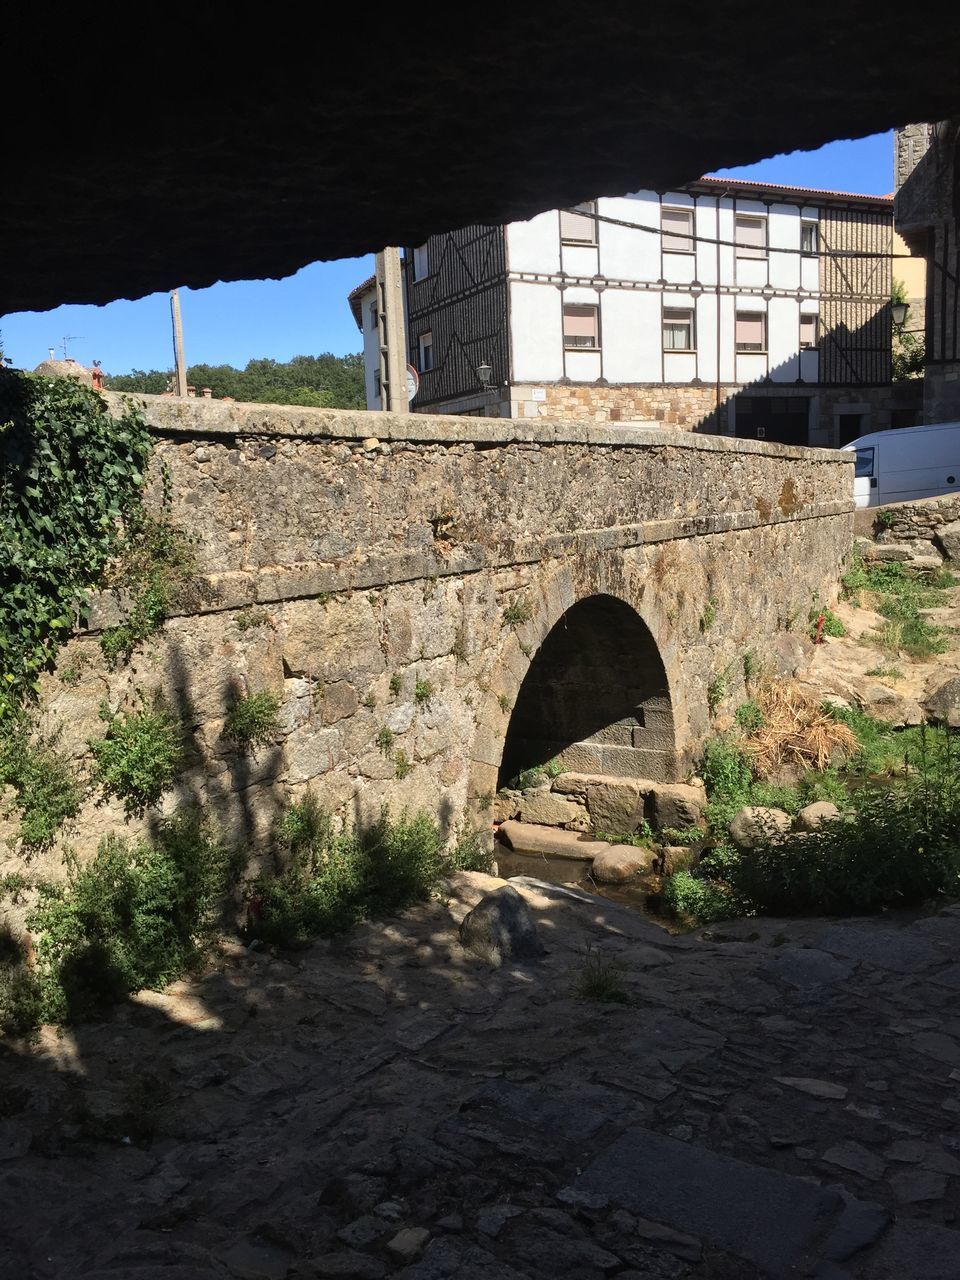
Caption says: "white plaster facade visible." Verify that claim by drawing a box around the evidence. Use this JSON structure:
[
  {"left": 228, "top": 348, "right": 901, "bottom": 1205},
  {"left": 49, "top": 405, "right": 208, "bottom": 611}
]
[{"left": 505, "top": 188, "right": 825, "bottom": 392}]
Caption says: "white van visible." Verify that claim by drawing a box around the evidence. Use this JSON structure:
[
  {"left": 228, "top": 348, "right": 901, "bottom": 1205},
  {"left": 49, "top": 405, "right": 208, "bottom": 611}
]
[{"left": 842, "top": 422, "right": 960, "bottom": 508}]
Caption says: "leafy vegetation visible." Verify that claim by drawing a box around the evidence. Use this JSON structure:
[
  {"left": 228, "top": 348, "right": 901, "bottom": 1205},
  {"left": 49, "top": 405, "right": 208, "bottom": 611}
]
[
  {"left": 100, "top": 482, "right": 198, "bottom": 664},
  {"left": 841, "top": 556, "right": 953, "bottom": 660},
  {"left": 414, "top": 678, "right": 433, "bottom": 706},
  {"left": 0, "top": 731, "right": 80, "bottom": 850},
  {"left": 27, "top": 811, "right": 234, "bottom": 1025},
  {"left": 249, "top": 797, "right": 458, "bottom": 946},
  {"left": 502, "top": 598, "right": 532, "bottom": 629},
  {"left": 0, "top": 370, "right": 151, "bottom": 723},
  {"left": 106, "top": 352, "right": 366, "bottom": 410},
  {"left": 90, "top": 699, "right": 184, "bottom": 815},
  {"left": 734, "top": 700, "right": 764, "bottom": 732},
  {"left": 222, "top": 690, "right": 281, "bottom": 749},
  {"left": 891, "top": 278, "right": 926, "bottom": 381},
  {"left": 699, "top": 598, "right": 717, "bottom": 633},
  {"left": 394, "top": 750, "right": 412, "bottom": 780},
  {"left": 661, "top": 871, "right": 735, "bottom": 924},
  {"left": 0, "top": 927, "right": 43, "bottom": 1038},
  {"left": 809, "top": 605, "right": 846, "bottom": 639},
  {"left": 376, "top": 727, "right": 394, "bottom": 754}
]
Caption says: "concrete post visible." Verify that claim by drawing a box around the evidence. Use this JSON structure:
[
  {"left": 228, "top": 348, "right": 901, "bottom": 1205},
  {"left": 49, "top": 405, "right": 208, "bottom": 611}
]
[
  {"left": 170, "top": 289, "right": 188, "bottom": 397},
  {"left": 375, "top": 248, "right": 408, "bottom": 413}
]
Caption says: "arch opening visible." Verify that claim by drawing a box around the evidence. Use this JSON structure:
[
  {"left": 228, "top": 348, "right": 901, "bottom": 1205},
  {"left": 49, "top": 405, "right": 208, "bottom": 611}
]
[{"left": 498, "top": 595, "right": 677, "bottom": 788}]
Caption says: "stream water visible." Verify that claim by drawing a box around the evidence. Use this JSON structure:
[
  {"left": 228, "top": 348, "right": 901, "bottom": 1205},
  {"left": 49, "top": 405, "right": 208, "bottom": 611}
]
[{"left": 493, "top": 842, "right": 679, "bottom": 931}]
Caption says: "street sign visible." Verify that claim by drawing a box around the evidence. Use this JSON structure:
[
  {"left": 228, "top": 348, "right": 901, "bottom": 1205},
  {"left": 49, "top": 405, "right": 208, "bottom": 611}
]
[{"left": 406, "top": 363, "right": 419, "bottom": 403}]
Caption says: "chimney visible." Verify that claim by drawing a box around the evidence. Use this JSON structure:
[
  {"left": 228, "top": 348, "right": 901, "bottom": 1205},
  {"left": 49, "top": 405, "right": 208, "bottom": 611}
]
[{"left": 201, "top": 387, "right": 213, "bottom": 398}]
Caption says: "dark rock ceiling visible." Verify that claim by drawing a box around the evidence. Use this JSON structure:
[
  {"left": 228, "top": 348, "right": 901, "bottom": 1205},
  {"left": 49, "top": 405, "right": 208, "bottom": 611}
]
[{"left": 5, "top": 12, "right": 960, "bottom": 314}]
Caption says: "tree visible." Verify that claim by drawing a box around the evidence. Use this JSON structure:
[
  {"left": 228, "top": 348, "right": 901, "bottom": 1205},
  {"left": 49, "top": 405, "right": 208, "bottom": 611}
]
[{"left": 105, "top": 352, "right": 365, "bottom": 409}]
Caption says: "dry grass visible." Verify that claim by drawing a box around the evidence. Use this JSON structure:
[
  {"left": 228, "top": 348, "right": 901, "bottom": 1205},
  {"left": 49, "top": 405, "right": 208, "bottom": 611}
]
[{"left": 745, "top": 680, "right": 858, "bottom": 777}]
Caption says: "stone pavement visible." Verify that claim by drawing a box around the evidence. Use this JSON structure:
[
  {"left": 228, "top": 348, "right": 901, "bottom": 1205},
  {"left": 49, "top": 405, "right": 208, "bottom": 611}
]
[{"left": 4, "top": 872, "right": 960, "bottom": 1279}]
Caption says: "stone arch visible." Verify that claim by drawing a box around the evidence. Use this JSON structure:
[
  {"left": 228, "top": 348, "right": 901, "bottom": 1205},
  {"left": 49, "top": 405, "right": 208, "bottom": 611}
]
[{"left": 497, "top": 593, "right": 677, "bottom": 789}]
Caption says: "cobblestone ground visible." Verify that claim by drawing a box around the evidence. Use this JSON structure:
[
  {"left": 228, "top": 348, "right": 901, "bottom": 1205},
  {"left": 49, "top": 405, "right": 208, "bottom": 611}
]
[{"left": 3, "top": 872, "right": 960, "bottom": 1279}]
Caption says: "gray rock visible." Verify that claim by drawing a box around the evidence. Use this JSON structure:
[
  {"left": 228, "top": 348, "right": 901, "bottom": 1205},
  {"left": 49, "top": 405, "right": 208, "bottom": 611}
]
[
  {"left": 728, "top": 805, "right": 792, "bottom": 849},
  {"left": 822, "top": 1141, "right": 886, "bottom": 1180},
  {"left": 794, "top": 801, "right": 841, "bottom": 831},
  {"left": 590, "top": 846, "right": 655, "bottom": 884},
  {"left": 650, "top": 782, "right": 706, "bottom": 830},
  {"left": 585, "top": 779, "right": 644, "bottom": 833},
  {"left": 518, "top": 791, "right": 588, "bottom": 828},
  {"left": 935, "top": 517, "right": 960, "bottom": 560},
  {"left": 924, "top": 676, "right": 960, "bottom": 728},
  {"left": 476, "top": 1204, "right": 523, "bottom": 1237},
  {"left": 386, "top": 1227, "right": 430, "bottom": 1260},
  {"left": 774, "top": 1076, "right": 848, "bottom": 1099},
  {"left": 889, "top": 1169, "right": 947, "bottom": 1204},
  {"left": 859, "top": 682, "right": 924, "bottom": 728},
  {"left": 458, "top": 885, "right": 546, "bottom": 966}
]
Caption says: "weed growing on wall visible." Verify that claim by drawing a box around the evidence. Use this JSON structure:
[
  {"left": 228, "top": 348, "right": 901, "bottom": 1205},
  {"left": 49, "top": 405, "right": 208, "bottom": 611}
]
[
  {"left": 0, "top": 370, "right": 151, "bottom": 723},
  {"left": 394, "top": 749, "right": 412, "bottom": 779},
  {"left": 502, "top": 598, "right": 532, "bottom": 629},
  {"left": 0, "top": 731, "right": 80, "bottom": 851},
  {"left": 90, "top": 698, "right": 184, "bottom": 815},
  {"left": 414, "top": 678, "right": 433, "bottom": 707},
  {"left": 222, "top": 690, "right": 281, "bottom": 749},
  {"left": 100, "top": 470, "right": 199, "bottom": 664}
]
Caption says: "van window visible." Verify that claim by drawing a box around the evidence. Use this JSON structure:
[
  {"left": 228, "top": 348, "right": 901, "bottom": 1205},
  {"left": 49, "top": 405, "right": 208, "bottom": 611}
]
[{"left": 854, "top": 447, "right": 875, "bottom": 479}]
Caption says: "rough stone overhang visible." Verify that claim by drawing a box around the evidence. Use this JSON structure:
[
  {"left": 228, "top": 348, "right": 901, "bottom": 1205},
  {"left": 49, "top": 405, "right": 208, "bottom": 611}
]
[{"left": 5, "top": 13, "right": 960, "bottom": 315}]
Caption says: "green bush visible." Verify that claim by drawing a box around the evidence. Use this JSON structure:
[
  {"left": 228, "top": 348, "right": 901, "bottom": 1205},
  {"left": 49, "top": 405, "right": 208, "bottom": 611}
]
[
  {"left": 222, "top": 690, "right": 281, "bottom": 749},
  {"left": 0, "top": 731, "right": 80, "bottom": 849},
  {"left": 809, "top": 606, "right": 845, "bottom": 639},
  {"left": 661, "top": 871, "right": 736, "bottom": 924},
  {"left": 734, "top": 700, "right": 764, "bottom": 732},
  {"left": 0, "top": 371, "right": 151, "bottom": 723},
  {"left": 448, "top": 828, "right": 494, "bottom": 873},
  {"left": 502, "top": 598, "right": 532, "bottom": 628},
  {"left": 660, "top": 825, "right": 703, "bottom": 846},
  {"left": 414, "top": 678, "right": 433, "bottom": 706},
  {"left": 90, "top": 699, "right": 184, "bottom": 815},
  {"left": 0, "top": 924, "right": 42, "bottom": 1037},
  {"left": 701, "top": 736, "right": 753, "bottom": 831},
  {"left": 730, "top": 776, "right": 960, "bottom": 917},
  {"left": 749, "top": 780, "right": 802, "bottom": 816},
  {"left": 251, "top": 799, "right": 449, "bottom": 946},
  {"left": 27, "top": 811, "right": 234, "bottom": 1024}
]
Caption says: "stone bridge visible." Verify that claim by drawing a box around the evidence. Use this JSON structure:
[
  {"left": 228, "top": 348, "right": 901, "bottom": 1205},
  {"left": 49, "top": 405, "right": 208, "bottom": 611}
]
[{"left": 17, "top": 396, "right": 854, "bottom": 861}]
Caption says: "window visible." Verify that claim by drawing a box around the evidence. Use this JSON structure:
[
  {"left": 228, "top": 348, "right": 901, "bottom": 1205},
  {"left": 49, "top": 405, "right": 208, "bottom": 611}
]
[
  {"left": 368, "top": 300, "right": 378, "bottom": 330},
  {"left": 563, "top": 303, "right": 600, "bottom": 348},
  {"left": 800, "top": 221, "right": 818, "bottom": 255},
  {"left": 663, "top": 307, "right": 695, "bottom": 351},
  {"left": 413, "top": 243, "right": 429, "bottom": 281},
  {"left": 735, "top": 215, "right": 767, "bottom": 259},
  {"left": 799, "top": 313, "right": 819, "bottom": 349},
  {"left": 662, "top": 207, "right": 694, "bottom": 254},
  {"left": 560, "top": 201, "right": 598, "bottom": 245},
  {"left": 418, "top": 331, "right": 434, "bottom": 372},
  {"left": 854, "top": 447, "right": 875, "bottom": 478},
  {"left": 374, "top": 371, "right": 381, "bottom": 399},
  {"left": 735, "top": 312, "right": 767, "bottom": 352}
]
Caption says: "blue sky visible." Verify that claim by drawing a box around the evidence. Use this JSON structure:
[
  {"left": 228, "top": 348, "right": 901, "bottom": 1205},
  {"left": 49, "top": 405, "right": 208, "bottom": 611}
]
[{"left": 1, "top": 131, "right": 893, "bottom": 376}]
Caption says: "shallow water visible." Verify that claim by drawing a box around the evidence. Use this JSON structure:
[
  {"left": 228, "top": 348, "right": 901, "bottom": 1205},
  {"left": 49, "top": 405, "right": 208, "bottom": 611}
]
[{"left": 494, "top": 843, "right": 677, "bottom": 930}]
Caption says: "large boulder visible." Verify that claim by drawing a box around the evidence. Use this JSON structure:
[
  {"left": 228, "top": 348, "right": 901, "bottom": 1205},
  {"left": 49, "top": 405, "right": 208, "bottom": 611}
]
[
  {"left": 924, "top": 676, "right": 960, "bottom": 728},
  {"left": 935, "top": 519, "right": 960, "bottom": 561},
  {"left": 858, "top": 683, "right": 923, "bottom": 729},
  {"left": 586, "top": 779, "right": 646, "bottom": 833},
  {"left": 458, "top": 885, "right": 546, "bottom": 966},
  {"left": 728, "top": 806, "right": 792, "bottom": 849},
  {"left": 794, "top": 801, "right": 841, "bottom": 832},
  {"left": 590, "top": 845, "right": 656, "bottom": 884},
  {"left": 518, "top": 790, "right": 588, "bottom": 828},
  {"left": 651, "top": 782, "right": 706, "bottom": 831}
]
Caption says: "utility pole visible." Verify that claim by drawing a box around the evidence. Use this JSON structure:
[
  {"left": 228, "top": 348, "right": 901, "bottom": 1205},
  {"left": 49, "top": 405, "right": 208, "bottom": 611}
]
[
  {"left": 170, "top": 289, "right": 188, "bottom": 396},
  {"left": 375, "top": 248, "right": 408, "bottom": 413}
]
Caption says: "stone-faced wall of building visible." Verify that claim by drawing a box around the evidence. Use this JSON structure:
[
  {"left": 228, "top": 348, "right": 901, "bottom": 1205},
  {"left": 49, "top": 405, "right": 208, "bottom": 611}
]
[{"left": 0, "top": 396, "right": 854, "bottom": 891}]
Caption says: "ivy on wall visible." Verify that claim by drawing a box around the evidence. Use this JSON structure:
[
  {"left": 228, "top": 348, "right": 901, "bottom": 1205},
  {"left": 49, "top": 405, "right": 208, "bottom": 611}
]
[{"left": 0, "top": 371, "right": 151, "bottom": 723}]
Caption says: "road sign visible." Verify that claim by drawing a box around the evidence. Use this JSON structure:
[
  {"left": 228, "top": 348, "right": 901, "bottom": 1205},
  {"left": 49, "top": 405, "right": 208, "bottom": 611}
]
[{"left": 406, "top": 363, "right": 419, "bottom": 403}]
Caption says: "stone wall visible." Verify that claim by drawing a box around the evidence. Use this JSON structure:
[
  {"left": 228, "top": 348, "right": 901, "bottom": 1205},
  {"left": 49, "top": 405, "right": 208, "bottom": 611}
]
[
  {"left": 509, "top": 382, "right": 916, "bottom": 439},
  {"left": 854, "top": 493, "right": 960, "bottom": 557},
  {"left": 0, "top": 396, "right": 854, "bottom": 888}
]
